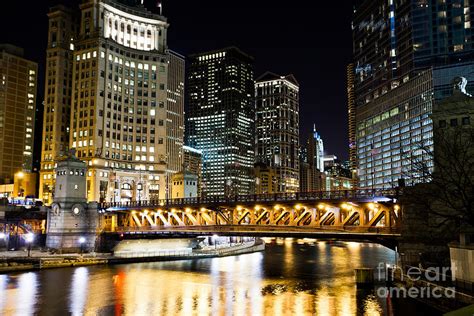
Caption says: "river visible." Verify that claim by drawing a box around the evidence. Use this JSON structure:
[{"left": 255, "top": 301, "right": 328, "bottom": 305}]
[{"left": 0, "top": 238, "right": 441, "bottom": 315}]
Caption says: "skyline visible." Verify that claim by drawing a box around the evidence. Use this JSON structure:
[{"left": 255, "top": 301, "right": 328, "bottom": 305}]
[{"left": 0, "top": 0, "right": 354, "bottom": 168}]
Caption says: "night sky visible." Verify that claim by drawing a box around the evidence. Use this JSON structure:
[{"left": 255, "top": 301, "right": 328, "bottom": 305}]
[{"left": 0, "top": 0, "right": 354, "bottom": 169}]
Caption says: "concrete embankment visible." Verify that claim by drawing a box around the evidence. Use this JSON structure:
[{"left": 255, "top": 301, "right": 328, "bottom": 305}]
[
  {"left": 0, "top": 240, "right": 265, "bottom": 273},
  {"left": 109, "top": 241, "right": 265, "bottom": 264},
  {"left": 0, "top": 257, "right": 108, "bottom": 273}
]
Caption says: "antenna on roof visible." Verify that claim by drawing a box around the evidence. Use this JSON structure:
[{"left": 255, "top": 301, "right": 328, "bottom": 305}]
[{"left": 157, "top": 0, "right": 162, "bottom": 15}]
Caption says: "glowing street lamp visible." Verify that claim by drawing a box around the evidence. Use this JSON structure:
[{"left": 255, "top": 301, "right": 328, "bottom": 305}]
[
  {"left": 25, "top": 233, "right": 34, "bottom": 257},
  {"left": 0, "top": 232, "right": 5, "bottom": 251},
  {"left": 212, "top": 234, "right": 218, "bottom": 250},
  {"left": 79, "top": 236, "right": 86, "bottom": 254}
]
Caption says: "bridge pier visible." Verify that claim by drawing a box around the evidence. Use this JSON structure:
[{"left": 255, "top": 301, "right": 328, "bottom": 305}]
[{"left": 45, "top": 156, "right": 99, "bottom": 253}]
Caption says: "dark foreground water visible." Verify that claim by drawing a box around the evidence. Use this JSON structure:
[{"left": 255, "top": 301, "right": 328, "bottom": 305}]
[{"left": 0, "top": 239, "right": 441, "bottom": 315}]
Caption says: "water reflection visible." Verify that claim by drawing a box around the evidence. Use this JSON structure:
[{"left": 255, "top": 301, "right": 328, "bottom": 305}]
[
  {"left": 0, "top": 239, "right": 441, "bottom": 315},
  {"left": 69, "top": 267, "right": 89, "bottom": 316},
  {"left": 3, "top": 272, "right": 39, "bottom": 315}
]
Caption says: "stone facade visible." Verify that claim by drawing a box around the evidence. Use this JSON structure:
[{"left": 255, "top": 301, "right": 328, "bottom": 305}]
[{"left": 46, "top": 155, "right": 99, "bottom": 252}]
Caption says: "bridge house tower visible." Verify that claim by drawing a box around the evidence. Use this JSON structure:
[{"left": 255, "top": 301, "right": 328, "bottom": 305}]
[{"left": 46, "top": 153, "right": 99, "bottom": 252}]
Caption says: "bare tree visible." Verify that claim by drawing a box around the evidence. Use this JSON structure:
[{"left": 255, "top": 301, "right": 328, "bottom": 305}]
[{"left": 403, "top": 127, "right": 474, "bottom": 228}]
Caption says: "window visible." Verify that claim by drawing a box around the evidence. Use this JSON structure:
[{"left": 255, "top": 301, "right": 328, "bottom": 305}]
[
  {"left": 462, "top": 117, "right": 470, "bottom": 125},
  {"left": 450, "top": 118, "right": 458, "bottom": 127}
]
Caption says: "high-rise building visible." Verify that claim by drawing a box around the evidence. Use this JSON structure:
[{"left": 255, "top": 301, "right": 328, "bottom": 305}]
[
  {"left": 352, "top": 0, "right": 474, "bottom": 189},
  {"left": 346, "top": 63, "right": 357, "bottom": 185},
  {"left": 299, "top": 126, "right": 325, "bottom": 192},
  {"left": 39, "top": 1, "right": 184, "bottom": 204},
  {"left": 306, "top": 125, "right": 324, "bottom": 173},
  {"left": 353, "top": 0, "right": 474, "bottom": 107},
  {"left": 39, "top": 5, "right": 77, "bottom": 204},
  {"left": 166, "top": 50, "right": 185, "bottom": 188},
  {"left": 0, "top": 44, "right": 37, "bottom": 184},
  {"left": 255, "top": 72, "right": 299, "bottom": 192},
  {"left": 74, "top": 0, "right": 172, "bottom": 202},
  {"left": 187, "top": 47, "right": 255, "bottom": 196}
]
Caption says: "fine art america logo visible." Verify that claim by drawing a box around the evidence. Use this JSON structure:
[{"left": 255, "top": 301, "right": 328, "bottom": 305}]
[{"left": 375, "top": 263, "right": 455, "bottom": 299}]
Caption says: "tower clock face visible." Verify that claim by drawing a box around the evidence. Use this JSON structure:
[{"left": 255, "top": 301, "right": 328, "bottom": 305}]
[{"left": 71, "top": 204, "right": 84, "bottom": 216}]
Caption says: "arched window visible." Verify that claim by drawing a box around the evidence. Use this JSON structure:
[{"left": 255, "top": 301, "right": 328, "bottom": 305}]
[{"left": 121, "top": 183, "right": 132, "bottom": 190}]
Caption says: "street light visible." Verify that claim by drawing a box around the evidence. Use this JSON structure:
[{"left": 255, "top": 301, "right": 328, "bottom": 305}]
[
  {"left": 0, "top": 232, "right": 6, "bottom": 251},
  {"left": 137, "top": 183, "right": 143, "bottom": 203},
  {"left": 79, "top": 236, "right": 86, "bottom": 255},
  {"left": 25, "top": 233, "right": 34, "bottom": 257},
  {"left": 212, "top": 234, "right": 218, "bottom": 250}
]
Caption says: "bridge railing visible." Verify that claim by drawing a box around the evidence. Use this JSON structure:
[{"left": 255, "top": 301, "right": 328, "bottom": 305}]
[
  {"left": 99, "top": 189, "right": 398, "bottom": 210},
  {"left": 110, "top": 224, "right": 401, "bottom": 235}
]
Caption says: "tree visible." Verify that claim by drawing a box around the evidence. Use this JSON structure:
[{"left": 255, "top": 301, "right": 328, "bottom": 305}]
[{"left": 403, "top": 127, "right": 474, "bottom": 229}]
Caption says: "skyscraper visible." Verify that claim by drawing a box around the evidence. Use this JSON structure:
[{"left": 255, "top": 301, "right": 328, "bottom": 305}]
[
  {"left": 255, "top": 72, "right": 300, "bottom": 192},
  {"left": 187, "top": 47, "right": 255, "bottom": 196},
  {"left": 38, "top": 0, "right": 184, "bottom": 204},
  {"left": 299, "top": 126, "right": 325, "bottom": 192},
  {"left": 306, "top": 125, "right": 324, "bottom": 173},
  {"left": 166, "top": 50, "right": 185, "bottom": 193},
  {"left": 74, "top": 0, "right": 173, "bottom": 202},
  {"left": 352, "top": 0, "right": 474, "bottom": 189},
  {"left": 346, "top": 63, "right": 357, "bottom": 186},
  {"left": 39, "top": 5, "right": 77, "bottom": 204},
  {"left": 0, "top": 44, "right": 37, "bottom": 183}
]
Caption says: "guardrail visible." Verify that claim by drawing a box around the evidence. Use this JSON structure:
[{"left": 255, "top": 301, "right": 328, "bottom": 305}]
[
  {"left": 109, "top": 225, "right": 401, "bottom": 235},
  {"left": 100, "top": 189, "right": 399, "bottom": 210}
]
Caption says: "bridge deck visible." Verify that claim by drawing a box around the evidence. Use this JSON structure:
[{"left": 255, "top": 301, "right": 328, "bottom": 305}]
[{"left": 100, "top": 189, "right": 398, "bottom": 211}]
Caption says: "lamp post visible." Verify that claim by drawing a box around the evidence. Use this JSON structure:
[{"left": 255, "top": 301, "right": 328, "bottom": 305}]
[
  {"left": 212, "top": 234, "right": 218, "bottom": 250},
  {"left": 79, "top": 236, "right": 86, "bottom": 255},
  {"left": 25, "top": 233, "right": 34, "bottom": 257},
  {"left": 0, "top": 232, "right": 6, "bottom": 251},
  {"left": 137, "top": 183, "right": 143, "bottom": 204}
]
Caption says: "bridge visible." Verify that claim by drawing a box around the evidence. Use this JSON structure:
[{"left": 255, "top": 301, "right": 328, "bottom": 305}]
[{"left": 98, "top": 189, "right": 402, "bottom": 247}]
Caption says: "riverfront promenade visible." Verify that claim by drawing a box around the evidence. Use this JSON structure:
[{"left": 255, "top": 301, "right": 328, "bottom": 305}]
[{"left": 0, "top": 239, "right": 265, "bottom": 273}]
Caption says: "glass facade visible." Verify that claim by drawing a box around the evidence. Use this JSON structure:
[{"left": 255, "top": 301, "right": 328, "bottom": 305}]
[
  {"left": 353, "top": 0, "right": 474, "bottom": 189},
  {"left": 356, "top": 62, "right": 474, "bottom": 189}
]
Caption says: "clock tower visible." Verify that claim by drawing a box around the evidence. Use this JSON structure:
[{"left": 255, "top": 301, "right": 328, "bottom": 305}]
[{"left": 46, "top": 152, "right": 99, "bottom": 252}]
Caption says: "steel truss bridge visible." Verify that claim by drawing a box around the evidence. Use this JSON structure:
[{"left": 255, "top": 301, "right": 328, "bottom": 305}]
[{"left": 98, "top": 190, "right": 402, "bottom": 246}]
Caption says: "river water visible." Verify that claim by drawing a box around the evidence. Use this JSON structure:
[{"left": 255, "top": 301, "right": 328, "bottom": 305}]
[{"left": 0, "top": 238, "right": 441, "bottom": 315}]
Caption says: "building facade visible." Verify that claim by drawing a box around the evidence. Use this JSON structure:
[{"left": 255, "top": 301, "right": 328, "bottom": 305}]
[
  {"left": 38, "top": 0, "right": 184, "bottom": 204},
  {"left": 346, "top": 63, "right": 357, "bottom": 185},
  {"left": 183, "top": 145, "right": 202, "bottom": 196},
  {"left": 186, "top": 47, "right": 255, "bottom": 197},
  {"left": 0, "top": 44, "right": 37, "bottom": 184},
  {"left": 352, "top": 0, "right": 474, "bottom": 189},
  {"left": 299, "top": 126, "right": 325, "bottom": 192},
  {"left": 170, "top": 171, "right": 198, "bottom": 199},
  {"left": 254, "top": 163, "right": 278, "bottom": 194},
  {"left": 255, "top": 72, "right": 299, "bottom": 192},
  {"left": 166, "top": 50, "right": 185, "bottom": 189},
  {"left": 39, "top": 5, "right": 77, "bottom": 204}
]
